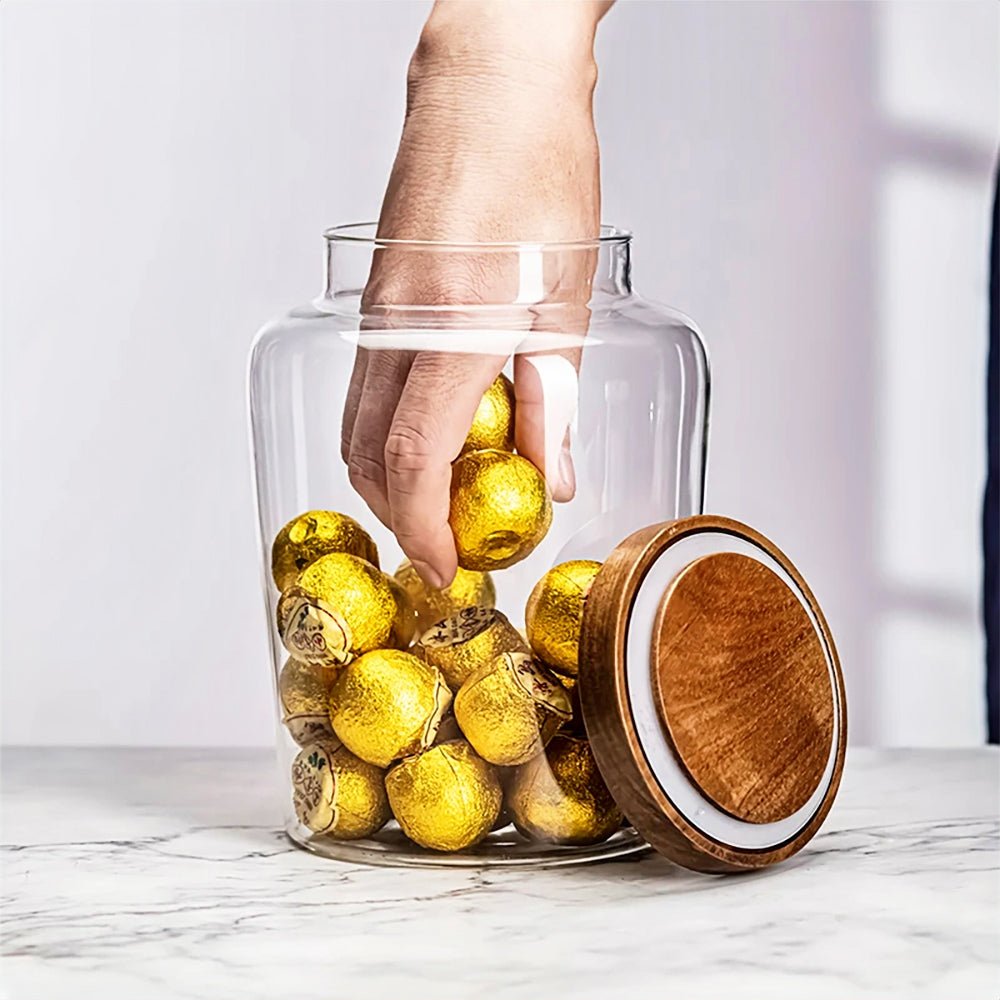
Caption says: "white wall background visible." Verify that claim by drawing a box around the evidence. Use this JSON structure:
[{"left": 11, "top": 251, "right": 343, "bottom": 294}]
[{"left": 2, "top": 1, "right": 996, "bottom": 747}]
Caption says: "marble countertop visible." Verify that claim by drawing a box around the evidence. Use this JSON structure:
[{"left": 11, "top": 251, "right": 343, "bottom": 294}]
[{"left": 1, "top": 748, "right": 997, "bottom": 999}]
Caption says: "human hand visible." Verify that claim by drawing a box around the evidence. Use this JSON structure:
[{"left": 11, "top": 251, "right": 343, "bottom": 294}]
[{"left": 341, "top": 0, "right": 611, "bottom": 588}]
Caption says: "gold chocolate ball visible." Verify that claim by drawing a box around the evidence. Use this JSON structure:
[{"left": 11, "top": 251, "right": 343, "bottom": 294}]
[
  {"left": 277, "top": 553, "right": 396, "bottom": 667},
  {"left": 387, "top": 576, "right": 419, "bottom": 649},
  {"left": 271, "top": 510, "right": 379, "bottom": 591},
  {"left": 525, "top": 560, "right": 602, "bottom": 676},
  {"left": 460, "top": 373, "right": 515, "bottom": 455},
  {"left": 291, "top": 740, "right": 390, "bottom": 839},
  {"left": 329, "top": 649, "right": 452, "bottom": 767},
  {"left": 386, "top": 740, "right": 502, "bottom": 851},
  {"left": 416, "top": 606, "right": 528, "bottom": 690},
  {"left": 278, "top": 657, "right": 338, "bottom": 746},
  {"left": 394, "top": 559, "right": 496, "bottom": 634},
  {"left": 507, "top": 734, "right": 622, "bottom": 845},
  {"left": 455, "top": 651, "right": 572, "bottom": 766},
  {"left": 449, "top": 450, "right": 552, "bottom": 571}
]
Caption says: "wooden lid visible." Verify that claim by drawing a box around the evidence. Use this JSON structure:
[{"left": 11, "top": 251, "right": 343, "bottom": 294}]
[{"left": 578, "top": 515, "right": 846, "bottom": 873}]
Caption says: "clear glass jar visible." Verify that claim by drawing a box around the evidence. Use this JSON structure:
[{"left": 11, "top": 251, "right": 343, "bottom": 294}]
[{"left": 248, "top": 223, "right": 709, "bottom": 867}]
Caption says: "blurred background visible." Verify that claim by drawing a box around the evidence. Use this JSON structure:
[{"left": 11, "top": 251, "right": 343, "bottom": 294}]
[{"left": 2, "top": 1, "right": 997, "bottom": 747}]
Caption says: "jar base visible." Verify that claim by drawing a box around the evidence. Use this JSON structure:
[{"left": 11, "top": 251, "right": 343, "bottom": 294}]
[{"left": 286, "top": 819, "right": 650, "bottom": 868}]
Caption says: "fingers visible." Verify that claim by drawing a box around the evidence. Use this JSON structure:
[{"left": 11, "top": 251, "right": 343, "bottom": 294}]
[
  {"left": 345, "top": 350, "right": 414, "bottom": 529},
  {"left": 386, "top": 352, "right": 504, "bottom": 587},
  {"left": 514, "top": 347, "right": 582, "bottom": 502},
  {"left": 341, "top": 348, "right": 369, "bottom": 464},
  {"left": 346, "top": 231, "right": 593, "bottom": 579}
]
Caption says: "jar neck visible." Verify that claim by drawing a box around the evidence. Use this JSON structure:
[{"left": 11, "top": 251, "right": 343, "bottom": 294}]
[{"left": 322, "top": 233, "right": 633, "bottom": 305}]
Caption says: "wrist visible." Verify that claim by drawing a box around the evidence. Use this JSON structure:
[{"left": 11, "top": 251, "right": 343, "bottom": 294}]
[{"left": 412, "top": 1, "right": 602, "bottom": 97}]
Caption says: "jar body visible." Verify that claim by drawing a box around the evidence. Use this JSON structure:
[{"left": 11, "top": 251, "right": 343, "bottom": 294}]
[{"left": 248, "top": 227, "right": 708, "bottom": 866}]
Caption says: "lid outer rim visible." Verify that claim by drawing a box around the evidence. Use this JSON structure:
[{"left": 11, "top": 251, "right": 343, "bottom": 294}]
[{"left": 579, "top": 515, "right": 847, "bottom": 874}]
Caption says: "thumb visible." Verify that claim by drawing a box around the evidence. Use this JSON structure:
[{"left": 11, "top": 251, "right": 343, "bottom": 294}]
[{"left": 513, "top": 347, "right": 581, "bottom": 502}]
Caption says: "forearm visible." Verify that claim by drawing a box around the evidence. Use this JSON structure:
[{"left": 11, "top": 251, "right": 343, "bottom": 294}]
[{"left": 378, "top": 1, "right": 610, "bottom": 244}]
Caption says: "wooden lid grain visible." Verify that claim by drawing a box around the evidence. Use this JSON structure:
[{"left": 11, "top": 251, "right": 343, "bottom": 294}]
[{"left": 578, "top": 515, "right": 846, "bottom": 873}]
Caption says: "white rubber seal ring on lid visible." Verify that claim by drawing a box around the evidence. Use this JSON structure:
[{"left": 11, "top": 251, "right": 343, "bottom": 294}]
[{"left": 624, "top": 529, "right": 842, "bottom": 851}]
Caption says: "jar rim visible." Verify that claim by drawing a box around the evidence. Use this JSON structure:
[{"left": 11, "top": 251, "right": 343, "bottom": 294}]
[{"left": 323, "top": 222, "right": 632, "bottom": 251}]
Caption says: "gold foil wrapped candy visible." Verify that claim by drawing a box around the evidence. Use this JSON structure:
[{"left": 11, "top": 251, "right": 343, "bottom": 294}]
[
  {"left": 329, "top": 649, "right": 452, "bottom": 767},
  {"left": 278, "top": 657, "right": 338, "bottom": 746},
  {"left": 385, "top": 740, "right": 502, "bottom": 851},
  {"left": 449, "top": 450, "right": 552, "bottom": 571},
  {"left": 394, "top": 559, "right": 496, "bottom": 634},
  {"left": 525, "top": 560, "right": 602, "bottom": 676},
  {"left": 271, "top": 510, "right": 379, "bottom": 592},
  {"left": 416, "top": 606, "right": 528, "bottom": 690},
  {"left": 291, "top": 740, "right": 390, "bottom": 840},
  {"left": 455, "top": 651, "right": 572, "bottom": 766},
  {"left": 507, "top": 734, "right": 622, "bottom": 845},
  {"left": 460, "top": 373, "right": 515, "bottom": 455},
  {"left": 277, "top": 553, "right": 397, "bottom": 667}
]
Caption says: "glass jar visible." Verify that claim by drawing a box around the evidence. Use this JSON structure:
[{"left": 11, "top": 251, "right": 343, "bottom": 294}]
[{"left": 248, "top": 223, "right": 710, "bottom": 867}]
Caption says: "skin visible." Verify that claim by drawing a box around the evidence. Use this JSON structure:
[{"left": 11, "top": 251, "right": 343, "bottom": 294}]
[{"left": 341, "top": 0, "right": 613, "bottom": 588}]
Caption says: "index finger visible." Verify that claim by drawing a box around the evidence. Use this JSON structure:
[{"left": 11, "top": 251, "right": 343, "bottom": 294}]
[{"left": 384, "top": 351, "right": 506, "bottom": 588}]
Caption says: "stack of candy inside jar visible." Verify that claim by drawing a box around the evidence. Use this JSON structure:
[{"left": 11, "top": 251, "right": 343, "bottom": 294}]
[{"left": 274, "top": 374, "right": 623, "bottom": 852}]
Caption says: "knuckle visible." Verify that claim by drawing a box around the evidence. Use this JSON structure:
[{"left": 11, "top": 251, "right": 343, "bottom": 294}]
[
  {"left": 384, "top": 423, "right": 435, "bottom": 475},
  {"left": 347, "top": 452, "right": 384, "bottom": 492},
  {"left": 364, "top": 259, "right": 497, "bottom": 310}
]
